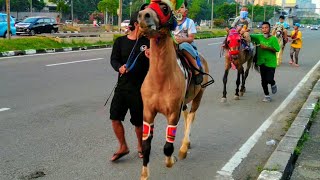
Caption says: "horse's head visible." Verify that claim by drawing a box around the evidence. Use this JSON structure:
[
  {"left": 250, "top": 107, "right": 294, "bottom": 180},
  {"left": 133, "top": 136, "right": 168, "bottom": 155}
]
[
  {"left": 226, "top": 28, "right": 241, "bottom": 59},
  {"left": 138, "top": 0, "right": 182, "bottom": 38},
  {"left": 274, "top": 24, "right": 284, "bottom": 38}
]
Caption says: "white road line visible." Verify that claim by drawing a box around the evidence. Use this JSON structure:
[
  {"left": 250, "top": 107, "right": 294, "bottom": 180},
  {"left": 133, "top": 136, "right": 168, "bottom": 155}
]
[
  {"left": 208, "top": 42, "right": 223, "bottom": 46},
  {"left": 0, "top": 48, "right": 111, "bottom": 60},
  {"left": 216, "top": 59, "right": 320, "bottom": 179},
  {"left": 0, "top": 108, "right": 10, "bottom": 112},
  {"left": 46, "top": 58, "right": 104, "bottom": 67}
]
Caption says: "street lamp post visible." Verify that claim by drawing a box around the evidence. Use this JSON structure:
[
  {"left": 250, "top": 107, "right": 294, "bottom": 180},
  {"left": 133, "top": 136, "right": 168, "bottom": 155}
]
[
  {"left": 6, "top": 0, "right": 11, "bottom": 39},
  {"left": 211, "top": 0, "right": 214, "bottom": 29},
  {"left": 130, "top": 2, "right": 132, "bottom": 17},
  {"left": 30, "top": 0, "right": 32, "bottom": 16},
  {"left": 118, "top": 0, "right": 123, "bottom": 33},
  {"left": 71, "top": 0, "right": 74, "bottom": 24},
  {"left": 251, "top": 0, "right": 254, "bottom": 26}
]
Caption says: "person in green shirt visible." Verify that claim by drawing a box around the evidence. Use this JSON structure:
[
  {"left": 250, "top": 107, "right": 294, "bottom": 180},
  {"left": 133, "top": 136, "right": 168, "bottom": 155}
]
[{"left": 250, "top": 22, "right": 280, "bottom": 102}]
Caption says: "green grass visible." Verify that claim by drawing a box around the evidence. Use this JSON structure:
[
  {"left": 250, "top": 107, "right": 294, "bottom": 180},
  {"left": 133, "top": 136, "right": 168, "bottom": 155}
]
[
  {"left": 0, "top": 37, "right": 113, "bottom": 52},
  {"left": 294, "top": 132, "right": 310, "bottom": 155}
]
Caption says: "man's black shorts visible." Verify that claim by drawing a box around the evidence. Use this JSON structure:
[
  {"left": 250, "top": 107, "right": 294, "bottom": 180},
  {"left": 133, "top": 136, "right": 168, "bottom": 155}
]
[{"left": 110, "top": 91, "right": 143, "bottom": 126}]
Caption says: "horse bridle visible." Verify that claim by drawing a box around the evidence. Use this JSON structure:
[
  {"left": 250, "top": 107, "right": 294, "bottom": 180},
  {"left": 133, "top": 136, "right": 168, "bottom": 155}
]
[{"left": 142, "top": 0, "right": 177, "bottom": 31}]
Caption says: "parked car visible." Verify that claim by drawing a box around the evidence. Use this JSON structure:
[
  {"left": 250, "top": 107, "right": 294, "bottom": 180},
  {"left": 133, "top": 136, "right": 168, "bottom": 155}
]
[
  {"left": 257, "top": 22, "right": 263, "bottom": 28},
  {"left": 15, "top": 16, "right": 58, "bottom": 36},
  {"left": 65, "top": 20, "right": 72, "bottom": 25},
  {"left": 0, "top": 13, "right": 16, "bottom": 38},
  {"left": 310, "top": 25, "right": 318, "bottom": 30},
  {"left": 121, "top": 20, "right": 130, "bottom": 28}
]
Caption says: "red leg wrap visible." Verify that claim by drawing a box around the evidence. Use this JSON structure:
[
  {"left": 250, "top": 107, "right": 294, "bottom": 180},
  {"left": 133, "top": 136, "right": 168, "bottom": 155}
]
[
  {"left": 143, "top": 122, "right": 154, "bottom": 141},
  {"left": 166, "top": 125, "right": 177, "bottom": 143}
]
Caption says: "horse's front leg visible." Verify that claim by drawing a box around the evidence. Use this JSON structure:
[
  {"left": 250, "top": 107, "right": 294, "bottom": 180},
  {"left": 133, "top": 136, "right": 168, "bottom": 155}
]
[
  {"left": 164, "top": 112, "right": 180, "bottom": 168},
  {"left": 221, "top": 65, "right": 230, "bottom": 103},
  {"left": 141, "top": 110, "right": 156, "bottom": 180},
  {"left": 239, "top": 67, "right": 246, "bottom": 96},
  {"left": 234, "top": 68, "right": 241, "bottom": 100}
]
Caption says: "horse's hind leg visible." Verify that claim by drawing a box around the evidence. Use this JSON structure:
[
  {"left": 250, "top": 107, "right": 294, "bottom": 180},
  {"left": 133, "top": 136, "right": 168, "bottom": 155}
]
[
  {"left": 141, "top": 110, "right": 156, "bottom": 180},
  {"left": 179, "top": 90, "right": 204, "bottom": 159}
]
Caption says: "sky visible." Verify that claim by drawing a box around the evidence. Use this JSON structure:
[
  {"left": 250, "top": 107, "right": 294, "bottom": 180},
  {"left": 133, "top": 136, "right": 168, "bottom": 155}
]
[{"left": 312, "top": 0, "right": 320, "bottom": 14}]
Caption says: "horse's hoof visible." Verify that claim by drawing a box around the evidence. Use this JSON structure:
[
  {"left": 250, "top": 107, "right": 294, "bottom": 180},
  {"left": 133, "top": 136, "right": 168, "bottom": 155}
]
[
  {"left": 239, "top": 92, "right": 244, "bottom": 97},
  {"left": 234, "top": 96, "right": 240, "bottom": 100},
  {"left": 166, "top": 156, "right": 177, "bottom": 168},
  {"left": 221, "top": 98, "right": 227, "bottom": 103},
  {"left": 179, "top": 150, "right": 187, "bottom": 160},
  {"left": 141, "top": 166, "right": 149, "bottom": 180}
]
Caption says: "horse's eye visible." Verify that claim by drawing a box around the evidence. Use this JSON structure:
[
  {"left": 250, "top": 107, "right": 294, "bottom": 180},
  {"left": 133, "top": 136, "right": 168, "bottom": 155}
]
[
  {"left": 227, "top": 41, "right": 230, "bottom": 44},
  {"left": 160, "top": 4, "right": 169, "bottom": 15},
  {"left": 237, "top": 40, "right": 240, "bottom": 43}
]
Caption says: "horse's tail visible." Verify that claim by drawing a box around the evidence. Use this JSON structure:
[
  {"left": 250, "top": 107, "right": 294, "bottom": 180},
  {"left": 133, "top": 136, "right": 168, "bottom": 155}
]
[{"left": 251, "top": 46, "right": 260, "bottom": 73}]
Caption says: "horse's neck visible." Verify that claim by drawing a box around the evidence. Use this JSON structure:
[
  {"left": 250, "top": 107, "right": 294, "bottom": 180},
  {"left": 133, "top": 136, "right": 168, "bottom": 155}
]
[{"left": 149, "top": 36, "right": 178, "bottom": 76}]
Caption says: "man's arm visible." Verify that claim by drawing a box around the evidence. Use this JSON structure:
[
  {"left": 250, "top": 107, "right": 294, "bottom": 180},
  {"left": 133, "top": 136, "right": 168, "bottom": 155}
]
[
  {"left": 110, "top": 38, "right": 123, "bottom": 72},
  {"left": 231, "top": 17, "right": 240, "bottom": 28}
]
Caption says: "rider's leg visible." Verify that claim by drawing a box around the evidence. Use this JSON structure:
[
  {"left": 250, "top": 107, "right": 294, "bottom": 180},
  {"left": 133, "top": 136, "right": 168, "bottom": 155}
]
[
  {"left": 179, "top": 42, "right": 203, "bottom": 85},
  {"left": 242, "top": 32, "right": 251, "bottom": 50},
  {"left": 181, "top": 50, "right": 203, "bottom": 85},
  {"left": 283, "top": 29, "right": 288, "bottom": 43}
]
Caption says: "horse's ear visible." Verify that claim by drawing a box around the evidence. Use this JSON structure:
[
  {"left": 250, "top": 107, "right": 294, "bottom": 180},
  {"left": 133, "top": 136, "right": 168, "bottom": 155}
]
[
  {"left": 169, "top": 0, "right": 183, "bottom": 10},
  {"left": 140, "top": 3, "right": 149, "bottom": 11}
]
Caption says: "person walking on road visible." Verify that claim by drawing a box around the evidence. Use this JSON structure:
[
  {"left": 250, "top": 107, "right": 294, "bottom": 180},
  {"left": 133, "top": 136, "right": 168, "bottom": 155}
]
[
  {"left": 288, "top": 23, "right": 302, "bottom": 67},
  {"left": 250, "top": 22, "right": 280, "bottom": 102},
  {"left": 109, "top": 12, "right": 150, "bottom": 162}
]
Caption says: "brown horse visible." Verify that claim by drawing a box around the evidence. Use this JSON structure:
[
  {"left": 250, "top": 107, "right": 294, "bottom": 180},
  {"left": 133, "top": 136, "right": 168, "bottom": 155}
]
[
  {"left": 221, "top": 28, "right": 254, "bottom": 103},
  {"left": 138, "top": 0, "right": 212, "bottom": 179}
]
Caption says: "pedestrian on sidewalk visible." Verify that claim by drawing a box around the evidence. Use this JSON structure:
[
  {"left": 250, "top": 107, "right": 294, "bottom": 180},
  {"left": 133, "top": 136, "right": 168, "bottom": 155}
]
[
  {"left": 288, "top": 23, "right": 302, "bottom": 67},
  {"left": 250, "top": 22, "right": 280, "bottom": 102},
  {"left": 109, "top": 12, "right": 150, "bottom": 162}
]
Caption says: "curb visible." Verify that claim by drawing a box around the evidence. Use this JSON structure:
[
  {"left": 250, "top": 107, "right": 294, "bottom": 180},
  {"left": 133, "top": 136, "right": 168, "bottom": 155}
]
[
  {"left": 0, "top": 44, "right": 112, "bottom": 58},
  {"left": 257, "top": 79, "right": 320, "bottom": 180}
]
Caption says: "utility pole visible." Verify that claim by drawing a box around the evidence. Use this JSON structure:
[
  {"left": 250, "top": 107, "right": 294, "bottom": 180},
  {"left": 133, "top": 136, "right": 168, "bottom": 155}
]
[
  {"left": 251, "top": 1, "right": 254, "bottom": 27},
  {"left": 71, "top": 0, "right": 74, "bottom": 24},
  {"left": 130, "top": 2, "right": 132, "bottom": 17},
  {"left": 118, "top": 0, "right": 122, "bottom": 32},
  {"left": 30, "top": 0, "right": 32, "bottom": 16},
  {"left": 211, "top": 0, "right": 214, "bottom": 29},
  {"left": 6, "top": 0, "right": 11, "bottom": 39}
]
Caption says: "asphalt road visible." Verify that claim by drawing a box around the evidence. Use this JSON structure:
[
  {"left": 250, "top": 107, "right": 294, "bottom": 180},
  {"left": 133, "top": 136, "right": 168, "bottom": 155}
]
[{"left": 0, "top": 29, "right": 319, "bottom": 180}]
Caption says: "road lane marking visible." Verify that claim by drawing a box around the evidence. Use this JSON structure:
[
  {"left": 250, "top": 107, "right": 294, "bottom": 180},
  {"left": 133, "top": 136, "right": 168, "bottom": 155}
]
[
  {"left": 0, "top": 108, "right": 10, "bottom": 112},
  {"left": 208, "top": 42, "right": 223, "bottom": 46},
  {"left": 0, "top": 48, "right": 111, "bottom": 60},
  {"left": 216, "top": 59, "right": 320, "bottom": 179},
  {"left": 46, "top": 58, "right": 104, "bottom": 67}
]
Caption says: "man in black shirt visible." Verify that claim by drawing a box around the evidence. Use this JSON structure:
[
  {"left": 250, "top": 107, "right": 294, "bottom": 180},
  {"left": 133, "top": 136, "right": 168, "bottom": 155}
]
[{"left": 109, "top": 12, "right": 150, "bottom": 162}]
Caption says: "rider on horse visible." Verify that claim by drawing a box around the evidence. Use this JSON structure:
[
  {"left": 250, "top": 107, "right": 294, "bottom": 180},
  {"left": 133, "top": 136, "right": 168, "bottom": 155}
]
[
  {"left": 272, "top": 15, "right": 289, "bottom": 47},
  {"left": 173, "top": 0, "right": 203, "bottom": 85},
  {"left": 225, "top": 6, "right": 252, "bottom": 51}
]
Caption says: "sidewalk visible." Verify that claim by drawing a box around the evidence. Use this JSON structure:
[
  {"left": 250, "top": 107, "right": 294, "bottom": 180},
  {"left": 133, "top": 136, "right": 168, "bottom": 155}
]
[
  {"left": 291, "top": 110, "right": 320, "bottom": 179},
  {"left": 258, "top": 77, "right": 320, "bottom": 180}
]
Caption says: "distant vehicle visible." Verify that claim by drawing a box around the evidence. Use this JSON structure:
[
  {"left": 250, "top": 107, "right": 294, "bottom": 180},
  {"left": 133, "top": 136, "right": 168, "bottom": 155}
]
[
  {"left": 0, "top": 13, "right": 16, "bottom": 38},
  {"left": 306, "top": 25, "right": 310, "bottom": 28},
  {"left": 257, "top": 22, "right": 263, "bottom": 28},
  {"left": 65, "top": 20, "right": 72, "bottom": 24},
  {"left": 121, "top": 20, "right": 130, "bottom": 28},
  {"left": 15, "top": 16, "right": 58, "bottom": 36},
  {"left": 310, "top": 25, "right": 318, "bottom": 30}
]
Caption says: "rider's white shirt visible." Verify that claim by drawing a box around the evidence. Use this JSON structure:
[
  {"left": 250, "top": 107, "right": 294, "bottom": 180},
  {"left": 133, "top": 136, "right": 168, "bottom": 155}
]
[{"left": 173, "top": 18, "right": 197, "bottom": 38}]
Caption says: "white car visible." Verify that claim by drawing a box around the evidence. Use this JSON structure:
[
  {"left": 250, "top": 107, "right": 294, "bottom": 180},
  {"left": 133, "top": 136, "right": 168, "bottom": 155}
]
[
  {"left": 310, "top": 26, "right": 318, "bottom": 30},
  {"left": 121, "top": 20, "right": 130, "bottom": 28},
  {"left": 65, "top": 20, "right": 72, "bottom": 25}
]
